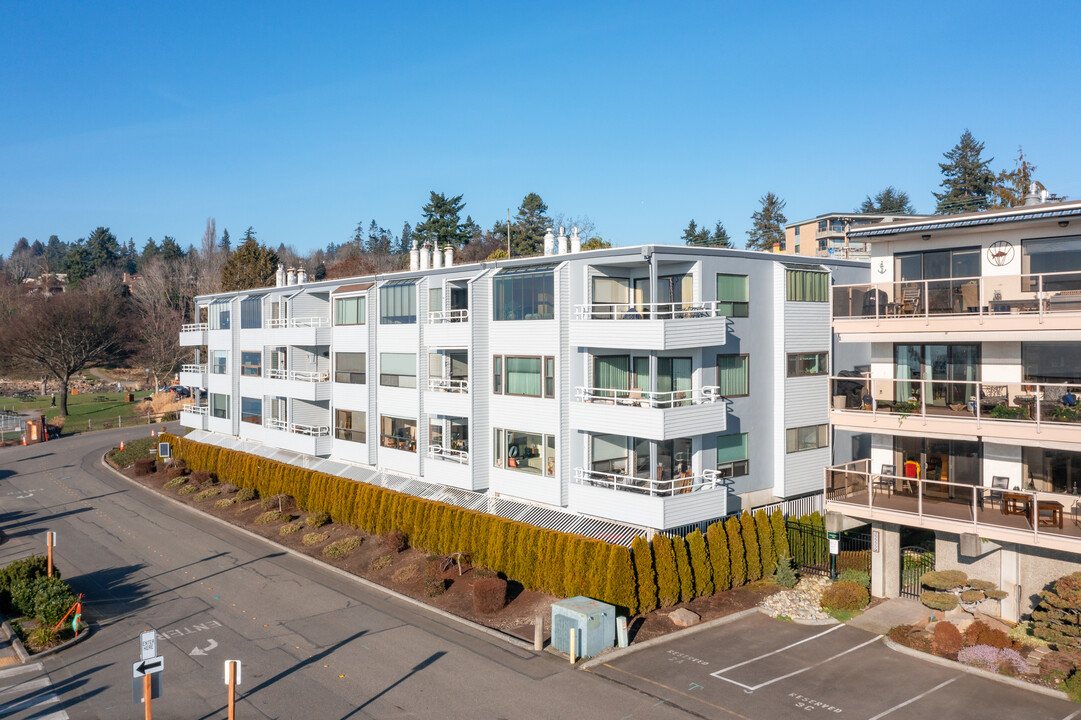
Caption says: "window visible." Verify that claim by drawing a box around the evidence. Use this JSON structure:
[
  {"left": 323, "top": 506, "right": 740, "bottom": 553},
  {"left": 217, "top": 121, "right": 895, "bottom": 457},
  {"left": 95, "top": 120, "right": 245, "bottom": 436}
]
[
  {"left": 209, "top": 301, "right": 230, "bottom": 330},
  {"left": 716, "top": 274, "right": 749, "bottom": 317},
  {"left": 241, "top": 397, "right": 262, "bottom": 424},
  {"left": 493, "top": 427, "right": 555, "bottom": 476},
  {"left": 335, "top": 352, "right": 366, "bottom": 384},
  {"left": 717, "top": 355, "right": 749, "bottom": 396},
  {"left": 380, "top": 416, "right": 416, "bottom": 452},
  {"left": 380, "top": 353, "right": 416, "bottom": 388},
  {"left": 1023, "top": 342, "right": 1081, "bottom": 384},
  {"left": 786, "top": 424, "right": 829, "bottom": 453},
  {"left": 1023, "top": 446, "right": 1081, "bottom": 494},
  {"left": 210, "top": 393, "right": 229, "bottom": 419},
  {"left": 1023, "top": 236, "right": 1081, "bottom": 291},
  {"left": 717, "top": 433, "right": 749, "bottom": 478},
  {"left": 241, "top": 351, "right": 261, "bottom": 377},
  {"left": 429, "top": 287, "right": 443, "bottom": 314},
  {"left": 335, "top": 409, "right": 366, "bottom": 443},
  {"left": 786, "top": 352, "right": 828, "bottom": 377},
  {"left": 493, "top": 355, "right": 503, "bottom": 394},
  {"left": 544, "top": 357, "right": 555, "bottom": 398},
  {"left": 505, "top": 357, "right": 542, "bottom": 397},
  {"left": 211, "top": 351, "right": 228, "bottom": 375},
  {"left": 240, "top": 297, "right": 262, "bottom": 329},
  {"left": 794, "top": 226, "right": 801, "bottom": 237},
  {"left": 493, "top": 268, "right": 554, "bottom": 321},
  {"left": 334, "top": 296, "right": 366, "bottom": 325},
  {"left": 785, "top": 268, "right": 828, "bottom": 302},
  {"left": 379, "top": 282, "right": 416, "bottom": 324}
]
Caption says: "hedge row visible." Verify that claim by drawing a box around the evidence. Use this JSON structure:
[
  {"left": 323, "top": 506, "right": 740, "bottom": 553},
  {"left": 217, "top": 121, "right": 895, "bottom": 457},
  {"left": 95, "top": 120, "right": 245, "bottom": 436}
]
[{"left": 163, "top": 434, "right": 815, "bottom": 615}]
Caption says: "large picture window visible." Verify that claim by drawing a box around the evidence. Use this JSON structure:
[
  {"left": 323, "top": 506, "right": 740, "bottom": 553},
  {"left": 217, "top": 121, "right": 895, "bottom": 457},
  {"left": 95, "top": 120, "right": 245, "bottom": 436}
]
[
  {"left": 717, "top": 354, "right": 749, "bottom": 396},
  {"left": 1022, "top": 342, "right": 1081, "bottom": 384},
  {"left": 380, "top": 353, "right": 416, "bottom": 388},
  {"left": 786, "top": 424, "right": 829, "bottom": 453},
  {"left": 240, "top": 297, "right": 262, "bottom": 329},
  {"left": 493, "top": 427, "right": 556, "bottom": 476},
  {"left": 241, "top": 351, "right": 262, "bottom": 377},
  {"left": 717, "top": 433, "right": 749, "bottom": 477},
  {"left": 1023, "top": 236, "right": 1081, "bottom": 291},
  {"left": 786, "top": 352, "right": 828, "bottom": 377},
  {"left": 785, "top": 268, "right": 828, "bottom": 302},
  {"left": 335, "top": 296, "right": 366, "bottom": 325},
  {"left": 211, "top": 350, "right": 228, "bottom": 375},
  {"left": 505, "top": 357, "right": 541, "bottom": 396},
  {"left": 240, "top": 397, "right": 262, "bottom": 424},
  {"left": 379, "top": 282, "right": 416, "bottom": 324},
  {"left": 716, "top": 274, "right": 749, "bottom": 317},
  {"left": 209, "top": 301, "right": 230, "bottom": 330},
  {"left": 210, "top": 393, "right": 230, "bottom": 419},
  {"left": 493, "top": 268, "right": 554, "bottom": 321},
  {"left": 335, "top": 352, "right": 366, "bottom": 384},
  {"left": 380, "top": 416, "right": 416, "bottom": 452},
  {"left": 335, "top": 409, "right": 366, "bottom": 443}
]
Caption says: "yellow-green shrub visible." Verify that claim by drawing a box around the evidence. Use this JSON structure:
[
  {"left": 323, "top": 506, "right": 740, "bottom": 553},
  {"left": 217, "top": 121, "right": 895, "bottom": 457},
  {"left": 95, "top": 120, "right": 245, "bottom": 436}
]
[{"left": 686, "top": 530, "right": 713, "bottom": 598}]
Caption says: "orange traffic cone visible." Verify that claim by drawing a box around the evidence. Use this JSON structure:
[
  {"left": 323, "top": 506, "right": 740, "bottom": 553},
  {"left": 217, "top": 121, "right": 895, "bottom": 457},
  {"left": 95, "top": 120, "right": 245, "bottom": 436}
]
[
  {"left": 119, "top": 441, "right": 125, "bottom": 450},
  {"left": 22, "top": 433, "right": 27, "bottom": 446},
  {"left": 150, "top": 429, "right": 156, "bottom": 437}
]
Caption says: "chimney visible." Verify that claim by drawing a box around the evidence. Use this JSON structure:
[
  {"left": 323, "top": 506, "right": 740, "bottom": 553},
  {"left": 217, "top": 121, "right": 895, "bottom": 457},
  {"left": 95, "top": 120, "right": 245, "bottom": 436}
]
[
  {"left": 286, "top": 267, "right": 297, "bottom": 285},
  {"left": 543, "top": 227, "right": 555, "bottom": 256},
  {"left": 275, "top": 264, "right": 285, "bottom": 287},
  {"left": 297, "top": 267, "right": 308, "bottom": 284},
  {"left": 1024, "top": 182, "right": 1042, "bottom": 206},
  {"left": 571, "top": 226, "right": 581, "bottom": 253},
  {"left": 431, "top": 243, "right": 443, "bottom": 268},
  {"left": 409, "top": 239, "right": 420, "bottom": 271},
  {"left": 444, "top": 245, "right": 454, "bottom": 267},
  {"left": 557, "top": 226, "right": 568, "bottom": 255},
  {"left": 420, "top": 243, "right": 431, "bottom": 270}
]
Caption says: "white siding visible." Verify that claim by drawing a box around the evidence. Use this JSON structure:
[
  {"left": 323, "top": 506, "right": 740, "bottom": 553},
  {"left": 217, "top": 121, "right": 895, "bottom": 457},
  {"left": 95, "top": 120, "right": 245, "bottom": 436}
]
[
  {"left": 785, "top": 446, "right": 831, "bottom": 496},
  {"left": 784, "top": 377, "right": 829, "bottom": 427}
]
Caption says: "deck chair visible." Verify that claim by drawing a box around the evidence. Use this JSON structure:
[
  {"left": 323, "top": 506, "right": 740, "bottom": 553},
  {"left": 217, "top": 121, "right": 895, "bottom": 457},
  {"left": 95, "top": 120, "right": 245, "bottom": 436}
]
[
  {"left": 874, "top": 464, "right": 897, "bottom": 497},
  {"left": 988, "top": 476, "right": 1010, "bottom": 509},
  {"left": 901, "top": 286, "right": 921, "bottom": 315}
]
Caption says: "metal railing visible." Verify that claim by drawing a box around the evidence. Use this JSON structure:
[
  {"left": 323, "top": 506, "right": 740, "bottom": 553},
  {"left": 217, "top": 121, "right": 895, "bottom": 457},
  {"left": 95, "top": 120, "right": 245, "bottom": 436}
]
[
  {"left": 181, "top": 322, "right": 208, "bottom": 332},
  {"left": 574, "top": 301, "right": 726, "bottom": 321},
  {"left": 833, "top": 269, "right": 1081, "bottom": 323},
  {"left": 829, "top": 375, "right": 1081, "bottom": 430},
  {"left": 427, "top": 377, "right": 469, "bottom": 393},
  {"left": 181, "top": 404, "right": 209, "bottom": 416},
  {"left": 574, "top": 385, "right": 722, "bottom": 408},
  {"left": 825, "top": 460, "right": 1076, "bottom": 545},
  {"left": 574, "top": 467, "right": 721, "bottom": 498},
  {"left": 428, "top": 309, "right": 470, "bottom": 324},
  {"left": 265, "top": 369, "right": 330, "bottom": 383},
  {"left": 181, "top": 364, "right": 207, "bottom": 374},
  {"left": 265, "top": 316, "right": 331, "bottom": 329},
  {"left": 264, "top": 418, "right": 330, "bottom": 436},
  {"left": 427, "top": 445, "right": 469, "bottom": 464}
]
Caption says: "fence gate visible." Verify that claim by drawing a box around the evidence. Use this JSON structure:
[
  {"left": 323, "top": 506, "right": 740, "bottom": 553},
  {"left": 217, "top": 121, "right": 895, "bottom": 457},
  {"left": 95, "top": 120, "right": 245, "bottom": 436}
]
[
  {"left": 900, "top": 546, "right": 935, "bottom": 598},
  {"left": 786, "top": 520, "right": 871, "bottom": 578}
]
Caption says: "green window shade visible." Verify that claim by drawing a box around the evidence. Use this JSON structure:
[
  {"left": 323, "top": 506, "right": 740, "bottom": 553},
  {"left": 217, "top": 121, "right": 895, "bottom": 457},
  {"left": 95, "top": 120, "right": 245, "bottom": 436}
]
[
  {"left": 506, "top": 357, "right": 541, "bottom": 396},
  {"left": 658, "top": 357, "right": 691, "bottom": 393},
  {"left": 593, "top": 356, "right": 629, "bottom": 391},
  {"left": 633, "top": 357, "right": 649, "bottom": 392},
  {"left": 716, "top": 433, "right": 748, "bottom": 463},
  {"left": 716, "top": 274, "right": 749, "bottom": 317},
  {"left": 335, "top": 297, "right": 364, "bottom": 325},
  {"left": 786, "top": 269, "right": 828, "bottom": 302},
  {"left": 718, "top": 355, "right": 749, "bottom": 396}
]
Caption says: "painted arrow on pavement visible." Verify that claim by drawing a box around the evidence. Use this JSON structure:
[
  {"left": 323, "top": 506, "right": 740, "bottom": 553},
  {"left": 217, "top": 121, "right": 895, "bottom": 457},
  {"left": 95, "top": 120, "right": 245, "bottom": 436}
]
[{"left": 190, "top": 639, "right": 218, "bottom": 656}]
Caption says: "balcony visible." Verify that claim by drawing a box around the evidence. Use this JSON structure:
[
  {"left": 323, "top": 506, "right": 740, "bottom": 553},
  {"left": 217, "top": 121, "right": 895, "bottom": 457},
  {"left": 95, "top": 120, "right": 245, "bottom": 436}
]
[
  {"left": 264, "top": 369, "right": 332, "bottom": 401},
  {"left": 179, "top": 364, "right": 207, "bottom": 388},
  {"left": 263, "top": 316, "right": 332, "bottom": 345},
  {"left": 180, "top": 403, "right": 208, "bottom": 430},
  {"left": 569, "top": 302, "right": 727, "bottom": 351},
  {"left": 570, "top": 386, "right": 726, "bottom": 440},
  {"left": 180, "top": 322, "right": 208, "bottom": 346},
  {"left": 832, "top": 270, "right": 1081, "bottom": 341},
  {"left": 427, "top": 445, "right": 469, "bottom": 464},
  {"left": 825, "top": 459, "right": 1081, "bottom": 553},
  {"left": 424, "top": 445, "right": 479, "bottom": 490},
  {"left": 570, "top": 468, "right": 728, "bottom": 530},
  {"left": 427, "top": 377, "right": 468, "bottom": 393},
  {"left": 829, "top": 375, "right": 1081, "bottom": 444},
  {"left": 426, "top": 309, "right": 470, "bottom": 346},
  {"left": 264, "top": 418, "right": 333, "bottom": 456}
]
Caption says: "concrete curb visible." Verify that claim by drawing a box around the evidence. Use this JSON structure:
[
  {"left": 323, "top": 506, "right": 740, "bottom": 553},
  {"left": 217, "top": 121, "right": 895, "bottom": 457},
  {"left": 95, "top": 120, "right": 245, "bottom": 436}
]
[
  {"left": 580, "top": 607, "right": 760, "bottom": 670},
  {"left": 881, "top": 636, "right": 1070, "bottom": 702},
  {"left": 25, "top": 623, "right": 91, "bottom": 661},
  {"left": 756, "top": 605, "right": 838, "bottom": 626},
  {"left": 101, "top": 456, "right": 536, "bottom": 653},
  {"left": 0, "top": 617, "right": 30, "bottom": 664}
]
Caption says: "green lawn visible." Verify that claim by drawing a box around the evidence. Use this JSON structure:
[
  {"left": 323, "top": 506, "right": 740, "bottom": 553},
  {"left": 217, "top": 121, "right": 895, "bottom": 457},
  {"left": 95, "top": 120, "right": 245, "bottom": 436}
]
[
  {"left": 0, "top": 392, "right": 168, "bottom": 435},
  {"left": 107, "top": 436, "right": 159, "bottom": 467}
]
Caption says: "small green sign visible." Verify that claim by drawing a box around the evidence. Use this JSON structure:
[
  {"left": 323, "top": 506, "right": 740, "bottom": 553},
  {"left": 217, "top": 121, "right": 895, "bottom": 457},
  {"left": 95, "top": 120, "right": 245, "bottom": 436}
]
[{"left": 827, "top": 531, "right": 840, "bottom": 540}]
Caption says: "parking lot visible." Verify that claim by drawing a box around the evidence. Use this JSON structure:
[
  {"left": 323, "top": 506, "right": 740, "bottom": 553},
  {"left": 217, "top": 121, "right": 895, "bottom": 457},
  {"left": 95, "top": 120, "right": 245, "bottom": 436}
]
[{"left": 588, "top": 613, "right": 1079, "bottom": 719}]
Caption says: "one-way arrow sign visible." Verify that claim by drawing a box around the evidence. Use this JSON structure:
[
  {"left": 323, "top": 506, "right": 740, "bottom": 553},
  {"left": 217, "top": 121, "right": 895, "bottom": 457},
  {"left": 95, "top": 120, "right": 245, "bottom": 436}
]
[{"left": 133, "top": 656, "right": 165, "bottom": 677}]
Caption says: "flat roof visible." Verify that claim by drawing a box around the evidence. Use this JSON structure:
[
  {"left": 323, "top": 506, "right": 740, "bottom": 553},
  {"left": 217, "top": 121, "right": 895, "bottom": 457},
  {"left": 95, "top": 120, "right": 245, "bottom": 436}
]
[
  {"left": 848, "top": 199, "right": 1081, "bottom": 240},
  {"left": 785, "top": 212, "right": 931, "bottom": 229}
]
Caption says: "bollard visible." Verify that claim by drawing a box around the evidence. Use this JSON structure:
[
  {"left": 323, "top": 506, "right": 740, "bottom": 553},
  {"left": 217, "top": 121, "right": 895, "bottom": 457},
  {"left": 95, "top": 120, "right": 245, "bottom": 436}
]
[
  {"left": 533, "top": 613, "right": 544, "bottom": 651},
  {"left": 616, "top": 616, "right": 629, "bottom": 648},
  {"left": 569, "top": 628, "right": 577, "bottom": 664}
]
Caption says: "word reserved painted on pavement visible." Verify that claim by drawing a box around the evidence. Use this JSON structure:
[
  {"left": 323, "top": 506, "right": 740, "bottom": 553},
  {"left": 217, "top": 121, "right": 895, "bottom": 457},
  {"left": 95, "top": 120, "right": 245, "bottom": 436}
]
[
  {"left": 789, "top": 692, "right": 843, "bottom": 713},
  {"left": 666, "top": 649, "right": 710, "bottom": 666},
  {"left": 157, "top": 620, "right": 221, "bottom": 641}
]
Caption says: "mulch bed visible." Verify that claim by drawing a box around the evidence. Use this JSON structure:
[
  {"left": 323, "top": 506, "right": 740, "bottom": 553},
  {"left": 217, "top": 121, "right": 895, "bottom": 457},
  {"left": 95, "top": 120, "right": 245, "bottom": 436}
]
[{"left": 118, "top": 459, "right": 775, "bottom": 645}]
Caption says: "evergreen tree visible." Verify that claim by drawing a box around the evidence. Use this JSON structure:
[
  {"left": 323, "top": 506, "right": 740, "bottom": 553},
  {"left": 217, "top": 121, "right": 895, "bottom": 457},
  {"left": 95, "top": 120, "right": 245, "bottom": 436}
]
[
  {"left": 673, "top": 536, "right": 694, "bottom": 603},
  {"left": 86, "top": 226, "right": 120, "bottom": 273},
  {"left": 770, "top": 509, "right": 790, "bottom": 561},
  {"left": 681, "top": 219, "right": 710, "bottom": 246},
  {"left": 754, "top": 509, "right": 776, "bottom": 576},
  {"left": 366, "top": 219, "right": 394, "bottom": 255},
  {"left": 510, "top": 193, "right": 551, "bottom": 257},
  {"left": 858, "top": 186, "right": 916, "bottom": 214},
  {"left": 121, "top": 238, "right": 137, "bottom": 274},
  {"left": 746, "top": 193, "right": 787, "bottom": 250},
  {"left": 710, "top": 222, "right": 733, "bottom": 248},
  {"left": 993, "top": 146, "right": 1043, "bottom": 208},
  {"left": 605, "top": 545, "right": 638, "bottom": 615},
  {"left": 686, "top": 529, "right": 714, "bottom": 598},
  {"left": 139, "top": 238, "right": 160, "bottom": 270},
  {"left": 221, "top": 234, "right": 279, "bottom": 291},
  {"left": 580, "top": 237, "right": 613, "bottom": 250},
  {"left": 159, "top": 236, "right": 185, "bottom": 262},
  {"left": 12, "top": 238, "right": 30, "bottom": 255},
  {"left": 398, "top": 222, "right": 413, "bottom": 256},
  {"left": 934, "top": 129, "right": 996, "bottom": 214},
  {"left": 631, "top": 535, "right": 658, "bottom": 613},
  {"left": 63, "top": 240, "right": 92, "bottom": 285},
  {"left": 706, "top": 521, "right": 731, "bottom": 591},
  {"left": 219, "top": 228, "right": 231, "bottom": 253},
  {"left": 741, "top": 512, "right": 762, "bottom": 581},
  {"left": 725, "top": 516, "right": 746, "bottom": 587},
  {"left": 413, "top": 192, "right": 471, "bottom": 249},
  {"left": 30, "top": 239, "right": 44, "bottom": 256},
  {"left": 43, "top": 236, "right": 67, "bottom": 272},
  {"left": 652, "top": 535, "right": 680, "bottom": 608}
]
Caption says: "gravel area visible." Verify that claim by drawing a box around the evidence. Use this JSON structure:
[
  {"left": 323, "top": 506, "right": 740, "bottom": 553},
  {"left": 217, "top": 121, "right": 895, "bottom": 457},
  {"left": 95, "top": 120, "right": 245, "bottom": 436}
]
[{"left": 758, "top": 575, "right": 834, "bottom": 622}]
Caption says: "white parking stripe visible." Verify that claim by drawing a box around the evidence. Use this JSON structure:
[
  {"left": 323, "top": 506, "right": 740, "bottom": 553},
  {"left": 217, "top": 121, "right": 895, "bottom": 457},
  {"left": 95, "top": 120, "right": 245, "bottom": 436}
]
[
  {"left": 0, "top": 662, "right": 43, "bottom": 680},
  {"left": 709, "top": 624, "right": 846, "bottom": 678},
  {"left": 0, "top": 690, "right": 60, "bottom": 716},
  {"left": 0, "top": 675, "right": 51, "bottom": 698},
  {"left": 864, "top": 677, "right": 960, "bottom": 720},
  {"left": 714, "top": 635, "right": 883, "bottom": 692},
  {"left": 28, "top": 711, "right": 69, "bottom": 720},
  {"left": 1060, "top": 711, "right": 1081, "bottom": 720}
]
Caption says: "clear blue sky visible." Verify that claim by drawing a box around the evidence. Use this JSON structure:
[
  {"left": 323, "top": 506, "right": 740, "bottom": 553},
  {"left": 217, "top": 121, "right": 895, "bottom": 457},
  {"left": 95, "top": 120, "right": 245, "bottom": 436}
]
[{"left": 2, "top": 1, "right": 1078, "bottom": 256}]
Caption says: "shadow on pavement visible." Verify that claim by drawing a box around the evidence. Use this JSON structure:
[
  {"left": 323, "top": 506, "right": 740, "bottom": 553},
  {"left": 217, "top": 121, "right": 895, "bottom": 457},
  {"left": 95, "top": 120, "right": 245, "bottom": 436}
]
[{"left": 345, "top": 650, "right": 447, "bottom": 718}]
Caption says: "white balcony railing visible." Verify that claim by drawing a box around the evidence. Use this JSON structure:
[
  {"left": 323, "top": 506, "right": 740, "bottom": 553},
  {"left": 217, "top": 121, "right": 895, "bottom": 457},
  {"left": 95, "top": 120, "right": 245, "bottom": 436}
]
[
  {"left": 181, "top": 322, "right": 209, "bottom": 332},
  {"left": 574, "top": 385, "right": 722, "bottom": 408},
  {"left": 265, "top": 369, "right": 330, "bottom": 383},
  {"left": 181, "top": 404, "right": 208, "bottom": 415},
  {"left": 833, "top": 269, "right": 1081, "bottom": 322},
  {"left": 181, "top": 364, "right": 207, "bottom": 374},
  {"left": 265, "top": 316, "right": 331, "bottom": 329},
  {"left": 265, "top": 418, "right": 330, "bottom": 436},
  {"left": 427, "top": 377, "right": 469, "bottom": 393},
  {"left": 574, "top": 467, "right": 721, "bottom": 498},
  {"left": 427, "top": 445, "right": 469, "bottom": 464},
  {"left": 428, "top": 309, "right": 470, "bottom": 324},
  {"left": 574, "top": 301, "right": 725, "bottom": 321}
]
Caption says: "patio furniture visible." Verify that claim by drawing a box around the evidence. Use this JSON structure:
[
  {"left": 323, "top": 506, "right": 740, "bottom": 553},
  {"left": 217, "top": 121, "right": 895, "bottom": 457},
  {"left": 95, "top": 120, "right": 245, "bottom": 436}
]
[
  {"left": 874, "top": 464, "right": 897, "bottom": 497},
  {"left": 978, "top": 385, "right": 1008, "bottom": 412},
  {"left": 987, "top": 476, "right": 1011, "bottom": 509},
  {"left": 1002, "top": 492, "right": 1031, "bottom": 517},
  {"left": 1036, "top": 500, "right": 1064, "bottom": 529},
  {"left": 900, "top": 460, "right": 920, "bottom": 494},
  {"left": 900, "top": 286, "right": 921, "bottom": 315}
]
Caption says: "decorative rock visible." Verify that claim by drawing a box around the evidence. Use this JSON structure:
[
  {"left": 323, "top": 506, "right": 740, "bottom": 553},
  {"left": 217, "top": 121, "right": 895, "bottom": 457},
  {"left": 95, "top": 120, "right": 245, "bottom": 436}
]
[
  {"left": 759, "top": 575, "right": 834, "bottom": 622},
  {"left": 669, "top": 608, "right": 701, "bottom": 627}
]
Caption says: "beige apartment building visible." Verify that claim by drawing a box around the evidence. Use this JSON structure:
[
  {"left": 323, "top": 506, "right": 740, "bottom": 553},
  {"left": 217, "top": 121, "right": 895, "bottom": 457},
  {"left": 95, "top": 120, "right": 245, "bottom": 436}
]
[{"left": 781, "top": 212, "right": 929, "bottom": 261}]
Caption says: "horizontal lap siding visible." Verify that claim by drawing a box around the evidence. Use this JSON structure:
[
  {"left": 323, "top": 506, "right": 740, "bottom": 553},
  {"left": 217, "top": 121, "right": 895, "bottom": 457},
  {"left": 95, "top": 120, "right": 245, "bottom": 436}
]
[
  {"left": 785, "top": 446, "right": 831, "bottom": 496},
  {"left": 784, "top": 377, "right": 829, "bottom": 427}
]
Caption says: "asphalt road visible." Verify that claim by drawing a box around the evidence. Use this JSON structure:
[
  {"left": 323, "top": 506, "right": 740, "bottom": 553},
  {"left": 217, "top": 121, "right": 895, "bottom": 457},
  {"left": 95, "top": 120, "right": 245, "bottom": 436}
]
[{"left": 0, "top": 427, "right": 689, "bottom": 720}]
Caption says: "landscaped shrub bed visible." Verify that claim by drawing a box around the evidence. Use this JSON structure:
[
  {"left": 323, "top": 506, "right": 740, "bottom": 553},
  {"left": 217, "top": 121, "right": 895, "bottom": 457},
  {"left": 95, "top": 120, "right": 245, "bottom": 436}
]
[{"left": 0, "top": 555, "right": 80, "bottom": 652}]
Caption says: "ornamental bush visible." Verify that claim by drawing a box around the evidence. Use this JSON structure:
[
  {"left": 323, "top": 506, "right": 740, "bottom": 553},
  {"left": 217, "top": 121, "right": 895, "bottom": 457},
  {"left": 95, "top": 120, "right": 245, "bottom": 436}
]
[
  {"left": 31, "top": 576, "right": 77, "bottom": 626},
  {"left": 773, "top": 555, "right": 798, "bottom": 588},
  {"left": 740, "top": 513, "right": 762, "bottom": 582},
  {"left": 1031, "top": 571, "right": 1081, "bottom": 649},
  {"left": 963, "top": 620, "right": 1012, "bottom": 650},
  {"left": 754, "top": 510, "right": 776, "bottom": 577},
  {"left": 323, "top": 537, "right": 361, "bottom": 559},
  {"left": 957, "top": 645, "right": 1027, "bottom": 675},
  {"left": 920, "top": 570, "right": 968, "bottom": 590},
  {"left": 686, "top": 530, "right": 713, "bottom": 598},
  {"left": 932, "top": 621, "right": 963, "bottom": 659},
  {"left": 653, "top": 535, "right": 680, "bottom": 608},
  {"left": 837, "top": 569, "right": 870, "bottom": 588},
  {"left": 306, "top": 512, "right": 331, "bottom": 529},
  {"left": 474, "top": 577, "right": 508, "bottom": 614},
  {"left": 706, "top": 520, "right": 731, "bottom": 592},
  {"left": 382, "top": 530, "right": 408, "bottom": 553},
  {"left": 672, "top": 536, "right": 694, "bottom": 603},
  {"left": 725, "top": 516, "right": 746, "bottom": 588},
  {"left": 820, "top": 580, "right": 869, "bottom": 612},
  {"left": 134, "top": 458, "right": 156, "bottom": 476},
  {"left": 770, "top": 509, "right": 789, "bottom": 561},
  {"left": 920, "top": 591, "right": 960, "bottom": 612},
  {"left": 632, "top": 535, "right": 658, "bottom": 614},
  {"left": 0, "top": 555, "right": 51, "bottom": 604}
]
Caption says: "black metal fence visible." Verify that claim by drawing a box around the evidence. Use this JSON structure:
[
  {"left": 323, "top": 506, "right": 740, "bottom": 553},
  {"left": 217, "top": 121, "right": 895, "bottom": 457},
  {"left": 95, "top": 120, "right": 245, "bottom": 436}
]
[
  {"left": 900, "top": 546, "right": 935, "bottom": 598},
  {"left": 786, "top": 518, "right": 872, "bottom": 578}
]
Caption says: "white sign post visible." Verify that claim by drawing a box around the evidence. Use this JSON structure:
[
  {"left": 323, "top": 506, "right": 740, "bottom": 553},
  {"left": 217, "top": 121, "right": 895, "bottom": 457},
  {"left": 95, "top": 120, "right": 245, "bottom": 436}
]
[{"left": 141, "top": 630, "right": 157, "bottom": 661}]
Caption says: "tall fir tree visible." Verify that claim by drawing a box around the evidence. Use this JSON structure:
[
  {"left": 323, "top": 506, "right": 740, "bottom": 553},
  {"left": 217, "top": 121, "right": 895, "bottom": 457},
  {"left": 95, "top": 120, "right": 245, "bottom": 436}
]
[
  {"left": 673, "top": 536, "right": 694, "bottom": 603},
  {"left": 934, "top": 129, "right": 996, "bottom": 214},
  {"left": 686, "top": 530, "right": 714, "bottom": 598},
  {"left": 746, "top": 193, "right": 787, "bottom": 250},
  {"left": 681, "top": 219, "right": 710, "bottom": 246},
  {"left": 754, "top": 509, "right": 777, "bottom": 576},
  {"left": 741, "top": 512, "right": 762, "bottom": 582},
  {"left": 858, "top": 186, "right": 915, "bottom": 214},
  {"left": 221, "top": 233, "right": 279, "bottom": 291},
  {"left": 413, "top": 192, "right": 471, "bottom": 249},
  {"left": 85, "top": 226, "right": 120, "bottom": 274},
  {"left": 510, "top": 193, "right": 551, "bottom": 257}
]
